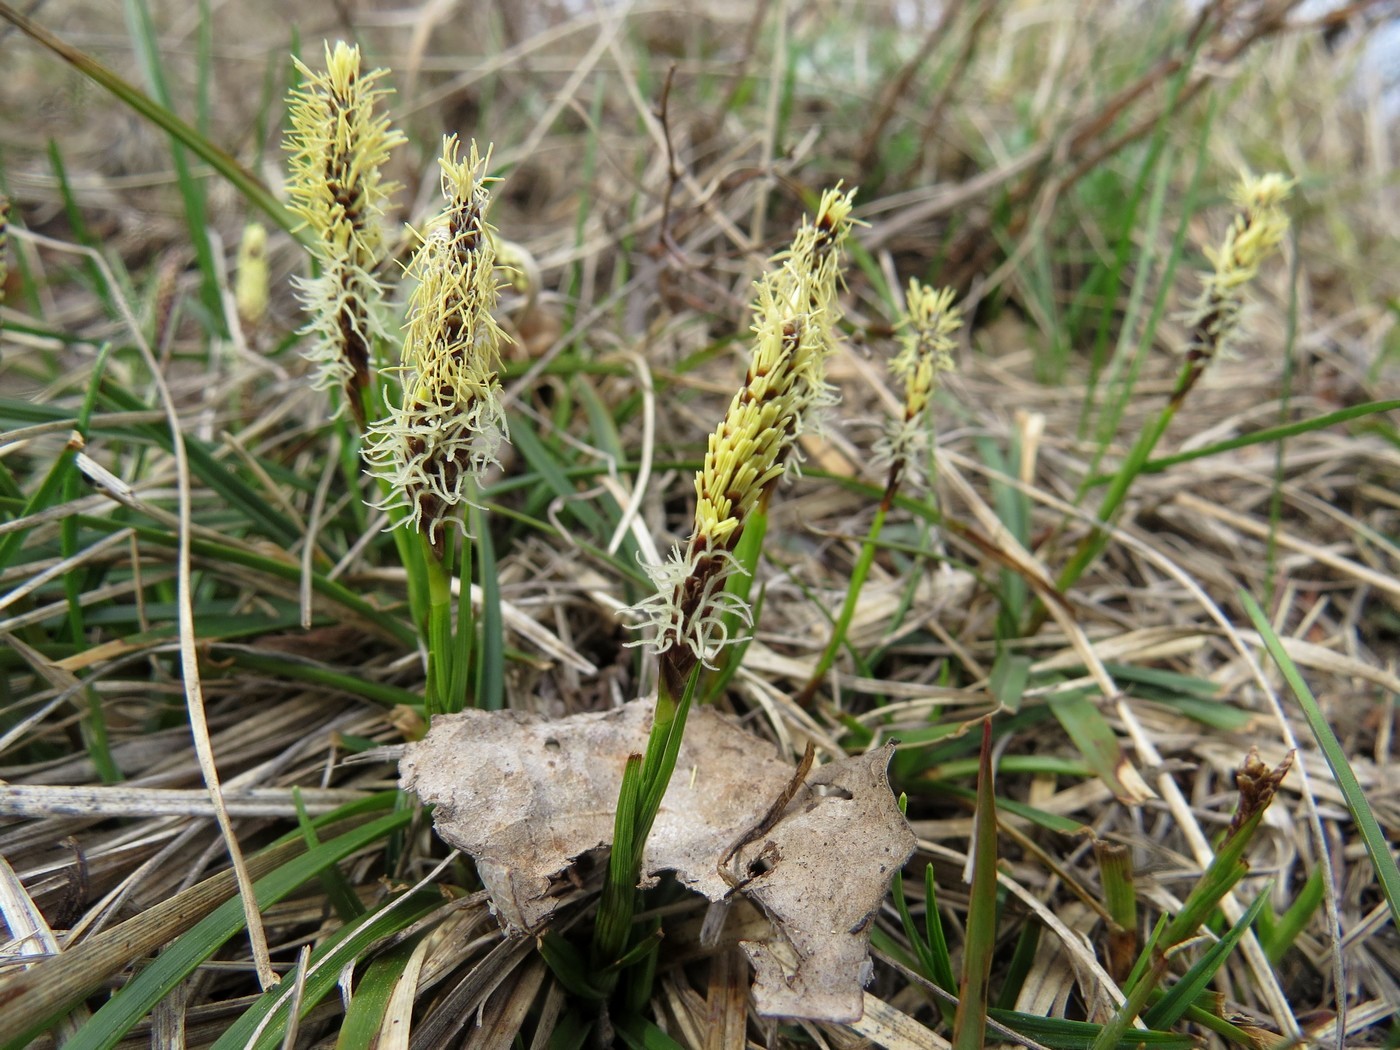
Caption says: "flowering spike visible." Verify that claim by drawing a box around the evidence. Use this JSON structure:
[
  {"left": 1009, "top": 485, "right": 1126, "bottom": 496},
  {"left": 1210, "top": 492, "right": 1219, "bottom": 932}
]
[
  {"left": 873, "top": 280, "right": 961, "bottom": 491},
  {"left": 1183, "top": 172, "right": 1293, "bottom": 365},
  {"left": 364, "top": 137, "right": 508, "bottom": 554},
  {"left": 630, "top": 187, "right": 858, "bottom": 693},
  {"left": 284, "top": 41, "right": 405, "bottom": 424}
]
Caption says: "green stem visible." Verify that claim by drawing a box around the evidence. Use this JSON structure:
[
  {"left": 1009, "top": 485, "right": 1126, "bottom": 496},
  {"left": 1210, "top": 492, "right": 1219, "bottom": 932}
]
[
  {"left": 453, "top": 527, "right": 475, "bottom": 710},
  {"left": 1058, "top": 360, "right": 1197, "bottom": 594},
  {"left": 794, "top": 503, "right": 889, "bottom": 706},
  {"left": 420, "top": 521, "right": 477, "bottom": 716},
  {"left": 592, "top": 671, "right": 696, "bottom": 974},
  {"left": 1087, "top": 952, "right": 1168, "bottom": 1050},
  {"left": 422, "top": 535, "right": 454, "bottom": 716}
]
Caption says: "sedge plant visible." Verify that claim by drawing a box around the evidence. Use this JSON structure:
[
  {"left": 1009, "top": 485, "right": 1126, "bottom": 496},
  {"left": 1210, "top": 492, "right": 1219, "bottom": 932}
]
[
  {"left": 284, "top": 43, "right": 507, "bottom": 717},
  {"left": 793, "top": 279, "right": 962, "bottom": 708},
  {"left": 1056, "top": 172, "right": 1294, "bottom": 596},
  {"left": 594, "top": 187, "right": 858, "bottom": 975},
  {"left": 362, "top": 137, "right": 509, "bottom": 716}
]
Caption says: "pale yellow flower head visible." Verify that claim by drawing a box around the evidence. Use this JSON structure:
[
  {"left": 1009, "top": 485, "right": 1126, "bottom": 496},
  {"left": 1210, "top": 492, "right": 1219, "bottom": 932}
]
[
  {"left": 891, "top": 281, "right": 960, "bottom": 419},
  {"left": 365, "top": 137, "right": 508, "bottom": 552},
  {"left": 631, "top": 187, "right": 857, "bottom": 678},
  {"left": 874, "top": 280, "right": 961, "bottom": 484},
  {"left": 284, "top": 41, "right": 405, "bottom": 419},
  {"left": 1185, "top": 172, "right": 1293, "bottom": 361}
]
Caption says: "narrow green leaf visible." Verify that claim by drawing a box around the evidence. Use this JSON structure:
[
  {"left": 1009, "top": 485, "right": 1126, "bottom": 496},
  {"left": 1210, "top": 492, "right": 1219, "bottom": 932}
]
[
  {"left": 989, "top": 650, "right": 1031, "bottom": 714},
  {"left": 1046, "top": 691, "right": 1136, "bottom": 801},
  {"left": 953, "top": 719, "right": 998, "bottom": 1050},
  {"left": 123, "top": 0, "right": 222, "bottom": 327},
  {"left": 538, "top": 933, "right": 606, "bottom": 1002},
  {"left": 613, "top": 1013, "right": 687, "bottom": 1050},
  {"left": 892, "top": 862, "right": 955, "bottom": 1024},
  {"left": 93, "top": 384, "right": 303, "bottom": 547},
  {"left": 1143, "top": 886, "right": 1272, "bottom": 1029},
  {"left": 1242, "top": 589, "right": 1400, "bottom": 931},
  {"left": 294, "top": 788, "right": 364, "bottom": 923},
  {"left": 1260, "top": 865, "right": 1323, "bottom": 965},
  {"left": 1106, "top": 398, "right": 1400, "bottom": 481},
  {"left": 510, "top": 420, "right": 608, "bottom": 538},
  {"left": 472, "top": 500, "right": 504, "bottom": 711},
  {"left": 335, "top": 933, "right": 425, "bottom": 1050},
  {"left": 994, "top": 919, "right": 1040, "bottom": 1010},
  {"left": 214, "top": 893, "right": 443, "bottom": 1050},
  {"left": 59, "top": 810, "right": 412, "bottom": 1050},
  {"left": 988, "top": 1009, "right": 1193, "bottom": 1050}
]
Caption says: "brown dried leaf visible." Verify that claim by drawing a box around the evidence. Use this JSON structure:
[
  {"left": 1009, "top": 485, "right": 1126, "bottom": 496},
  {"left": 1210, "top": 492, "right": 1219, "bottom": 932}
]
[
  {"left": 400, "top": 701, "right": 915, "bottom": 1022},
  {"left": 734, "top": 745, "right": 915, "bottom": 1022},
  {"left": 399, "top": 702, "right": 794, "bottom": 932}
]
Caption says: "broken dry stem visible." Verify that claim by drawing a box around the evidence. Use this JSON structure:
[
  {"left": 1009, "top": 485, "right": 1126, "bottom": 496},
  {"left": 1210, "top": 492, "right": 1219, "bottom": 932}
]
[{"left": 1093, "top": 749, "right": 1293, "bottom": 1046}]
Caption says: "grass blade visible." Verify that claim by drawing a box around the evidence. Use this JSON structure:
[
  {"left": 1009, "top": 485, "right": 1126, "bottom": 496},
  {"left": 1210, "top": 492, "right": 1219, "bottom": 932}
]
[
  {"left": 952, "top": 719, "right": 998, "bottom": 1050},
  {"left": 0, "top": 1, "right": 304, "bottom": 245},
  {"left": 1241, "top": 590, "right": 1400, "bottom": 930},
  {"left": 1143, "top": 887, "right": 1272, "bottom": 1030},
  {"left": 211, "top": 892, "right": 443, "bottom": 1050},
  {"left": 56, "top": 809, "right": 413, "bottom": 1050},
  {"left": 123, "top": 0, "right": 222, "bottom": 326}
]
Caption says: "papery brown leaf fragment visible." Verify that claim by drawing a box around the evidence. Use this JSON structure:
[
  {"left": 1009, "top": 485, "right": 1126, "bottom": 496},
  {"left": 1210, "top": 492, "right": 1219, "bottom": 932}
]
[
  {"left": 735, "top": 744, "right": 916, "bottom": 1023},
  {"left": 400, "top": 705, "right": 916, "bottom": 1023},
  {"left": 399, "top": 702, "right": 795, "bottom": 932}
]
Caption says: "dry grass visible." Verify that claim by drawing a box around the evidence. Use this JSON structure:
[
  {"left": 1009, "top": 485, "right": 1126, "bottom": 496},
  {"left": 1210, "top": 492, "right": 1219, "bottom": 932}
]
[{"left": 0, "top": 0, "right": 1397, "bottom": 1047}]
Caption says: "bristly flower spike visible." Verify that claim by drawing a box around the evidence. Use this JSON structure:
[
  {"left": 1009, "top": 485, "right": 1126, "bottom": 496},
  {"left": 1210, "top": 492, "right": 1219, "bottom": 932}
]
[
  {"left": 874, "top": 279, "right": 961, "bottom": 498},
  {"left": 630, "top": 187, "right": 858, "bottom": 696},
  {"left": 791, "top": 279, "right": 960, "bottom": 709},
  {"left": 365, "top": 136, "right": 508, "bottom": 556},
  {"left": 284, "top": 41, "right": 405, "bottom": 425},
  {"left": 1049, "top": 172, "right": 1293, "bottom": 606},
  {"left": 1183, "top": 172, "right": 1293, "bottom": 368}
]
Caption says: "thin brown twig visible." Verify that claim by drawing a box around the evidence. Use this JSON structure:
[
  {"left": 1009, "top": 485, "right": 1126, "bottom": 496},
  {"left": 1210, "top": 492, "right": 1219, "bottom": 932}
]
[
  {"left": 914, "top": 0, "right": 999, "bottom": 172},
  {"left": 854, "top": 0, "right": 967, "bottom": 172}
]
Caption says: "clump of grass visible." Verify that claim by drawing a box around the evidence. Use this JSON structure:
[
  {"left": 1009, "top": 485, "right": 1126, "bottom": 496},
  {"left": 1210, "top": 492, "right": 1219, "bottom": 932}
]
[{"left": 598, "top": 186, "right": 857, "bottom": 973}]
